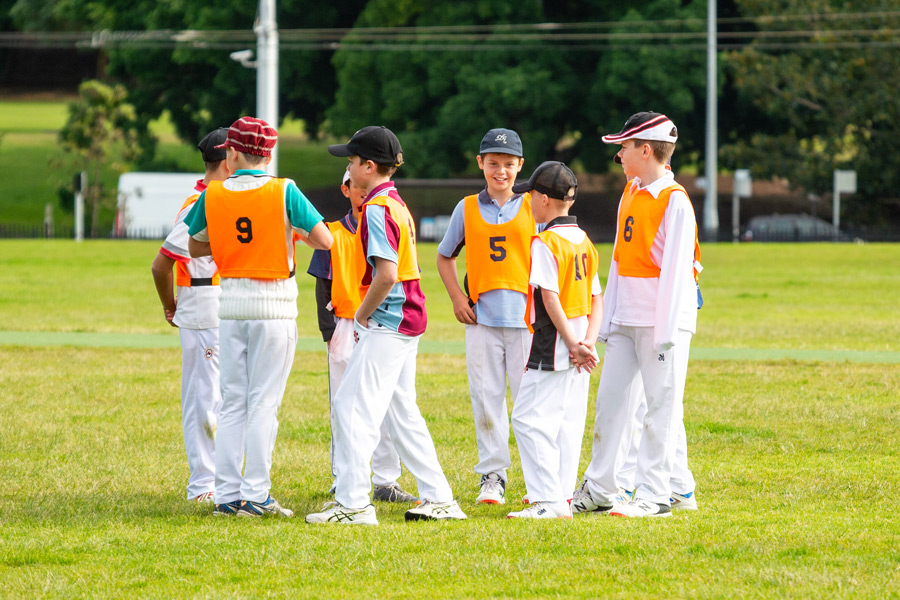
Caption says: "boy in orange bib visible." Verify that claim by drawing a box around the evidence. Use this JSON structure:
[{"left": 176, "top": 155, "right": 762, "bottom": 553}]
[
  {"left": 185, "top": 116, "right": 333, "bottom": 518},
  {"left": 436, "top": 128, "right": 534, "bottom": 505},
  {"left": 572, "top": 112, "right": 702, "bottom": 518},
  {"left": 151, "top": 127, "right": 231, "bottom": 503},
  {"left": 505, "top": 161, "right": 603, "bottom": 520}
]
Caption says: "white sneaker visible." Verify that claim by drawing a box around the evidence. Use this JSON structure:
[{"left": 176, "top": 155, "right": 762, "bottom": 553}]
[
  {"left": 305, "top": 502, "right": 378, "bottom": 525},
  {"left": 571, "top": 480, "right": 631, "bottom": 515},
  {"left": 405, "top": 500, "right": 467, "bottom": 521},
  {"left": 507, "top": 501, "right": 572, "bottom": 520},
  {"left": 476, "top": 473, "right": 506, "bottom": 505},
  {"left": 670, "top": 491, "right": 698, "bottom": 511},
  {"left": 609, "top": 498, "right": 672, "bottom": 518}
]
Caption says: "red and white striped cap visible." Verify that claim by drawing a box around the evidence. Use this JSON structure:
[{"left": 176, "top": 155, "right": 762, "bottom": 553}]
[
  {"left": 602, "top": 112, "right": 678, "bottom": 144},
  {"left": 215, "top": 116, "right": 278, "bottom": 157}
]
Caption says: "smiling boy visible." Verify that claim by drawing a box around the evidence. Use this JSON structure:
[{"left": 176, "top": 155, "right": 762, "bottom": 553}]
[{"left": 436, "top": 128, "right": 535, "bottom": 505}]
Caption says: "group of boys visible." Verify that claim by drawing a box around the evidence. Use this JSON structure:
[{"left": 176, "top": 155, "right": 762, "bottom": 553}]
[{"left": 152, "top": 109, "right": 701, "bottom": 524}]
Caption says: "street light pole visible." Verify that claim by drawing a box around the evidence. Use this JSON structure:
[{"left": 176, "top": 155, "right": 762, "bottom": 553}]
[
  {"left": 256, "top": 0, "right": 279, "bottom": 175},
  {"left": 703, "top": 0, "right": 719, "bottom": 241}
]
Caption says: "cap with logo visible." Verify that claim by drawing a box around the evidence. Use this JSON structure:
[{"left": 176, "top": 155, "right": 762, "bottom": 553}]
[
  {"left": 479, "top": 128, "right": 523, "bottom": 157},
  {"left": 512, "top": 161, "right": 577, "bottom": 200},
  {"left": 215, "top": 116, "right": 278, "bottom": 157},
  {"left": 197, "top": 127, "right": 228, "bottom": 162},
  {"left": 328, "top": 126, "right": 404, "bottom": 167}
]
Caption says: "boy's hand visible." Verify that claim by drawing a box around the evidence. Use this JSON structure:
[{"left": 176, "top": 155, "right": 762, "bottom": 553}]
[
  {"left": 451, "top": 296, "right": 477, "bottom": 325},
  {"left": 570, "top": 342, "right": 599, "bottom": 373}
]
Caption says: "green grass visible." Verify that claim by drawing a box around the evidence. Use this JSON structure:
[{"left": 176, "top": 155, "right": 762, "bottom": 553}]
[
  {"left": 0, "top": 101, "right": 343, "bottom": 229},
  {"left": 1, "top": 240, "right": 900, "bottom": 598}
]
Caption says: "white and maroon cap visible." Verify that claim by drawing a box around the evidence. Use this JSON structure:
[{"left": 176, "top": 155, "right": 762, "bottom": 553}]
[
  {"left": 341, "top": 168, "right": 351, "bottom": 186},
  {"left": 216, "top": 116, "right": 278, "bottom": 157},
  {"left": 602, "top": 112, "right": 678, "bottom": 145}
]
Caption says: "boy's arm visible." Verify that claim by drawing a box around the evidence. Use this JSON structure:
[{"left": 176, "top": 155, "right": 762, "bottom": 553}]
[
  {"left": 355, "top": 257, "right": 397, "bottom": 326},
  {"left": 654, "top": 191, "right": 697, "bottom": 353},
  {"left": 150, "top": 253, "right": 178, "bottom": 327},
  {"left": 188, "top": 237, "right": 212, "bottom": 257},
  {"left": 437, "top": 254, "right": 476, "bottom": 324},
  {"left": 540, "top": 288, "right": 598, "bottom": 371},
  {"left": 303, "top": 220, "right": 333, "bottom": 251},
  {"left": 435, "top": 200, "right": 475, "bottom": 324}
]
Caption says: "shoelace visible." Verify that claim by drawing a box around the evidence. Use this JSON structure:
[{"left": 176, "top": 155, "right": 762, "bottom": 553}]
[{"left": 479, "top": 476, "right": 503, "bottom": 494}]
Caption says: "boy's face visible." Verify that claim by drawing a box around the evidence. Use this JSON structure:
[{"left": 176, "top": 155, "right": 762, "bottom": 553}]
[
  {"left": 617, "top": 140, "right": 646, "bottom": 177},
  {"left": 529, "top": 190, "right": 549, "bottom": 224},
  {"left": 341, "top": 180, "right": 368, "bottom": 209},
  {"left": 477, "top": 153, "right": 524, "bottom": 197},
  {"left": 346, "top": 156, "right": 373, "bottom": 190}
]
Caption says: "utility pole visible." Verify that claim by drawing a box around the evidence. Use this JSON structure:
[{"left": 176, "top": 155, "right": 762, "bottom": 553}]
[
  {"left": 703, "top": 0, "right": 719, "bottom": 241},
  {"left": 256, "top": 0, "right": 279, "bottom": 176}
]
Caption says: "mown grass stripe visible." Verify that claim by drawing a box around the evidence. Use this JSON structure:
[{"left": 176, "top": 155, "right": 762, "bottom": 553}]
[{"left": 1, "top": 330, "right": 897, "bottom": 363}]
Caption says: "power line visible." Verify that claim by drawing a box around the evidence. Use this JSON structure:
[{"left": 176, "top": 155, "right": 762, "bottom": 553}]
[{"left": 1, "top": 14, "right": 898, "bottom": 51}]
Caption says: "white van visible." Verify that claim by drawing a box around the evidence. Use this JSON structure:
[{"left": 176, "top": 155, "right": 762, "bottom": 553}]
[{"left": 115, "top": 172, "right": 204, "bottom": 238}]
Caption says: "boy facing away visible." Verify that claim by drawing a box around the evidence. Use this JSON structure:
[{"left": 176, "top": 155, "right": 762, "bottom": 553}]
[
  {"left": 306, "top": 126, "right": 466, "bottom": 525},
  {"left": 306, "top": 169, "right": 418, "bottom": 504},
  {"left": 505, "top": 161, "right": 603, "bottom": 520},
  {"left": 150, "top": 127, "right": 231, "bottom": 502},
  {"left": 436, "top": 128, "right": 534, "bottom": 505},
  {"left": 185, "top": 116, "right": 333, "bottom": 518},
  {"left": 572, "top": 112, "right": 701, "bottom": 518}
]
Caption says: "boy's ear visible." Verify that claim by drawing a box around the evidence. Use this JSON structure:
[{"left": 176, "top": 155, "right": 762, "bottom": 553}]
[
  {"left": 517, "top": 157, "right": 524, "bottom": 171},
  {"left": 476, "top": 155, "right": 484, "bottom": 170},
  {"left": 341, "top": 184, "right": 351, "bottom": 199}
]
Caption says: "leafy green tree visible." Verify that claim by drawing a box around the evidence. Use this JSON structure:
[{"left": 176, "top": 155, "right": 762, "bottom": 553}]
[
  {"left": 59, "top": 79, "right": 140, "bottom": 236},
  {"left": 723, "top": 0, "right": 900, "bottom": 225},
  {"left": 327, "top": 0, "right": 579, "bottom": 177}
]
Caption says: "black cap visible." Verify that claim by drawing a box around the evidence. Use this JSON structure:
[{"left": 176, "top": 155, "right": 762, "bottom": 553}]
[
  {"left": 512, "top": 161, "right": 577, "bottom": 200},
  {"left": 479, "top": 128, "right": 523, "bottom": 157},
  {"left": 328, "top": 126, "right": 404, "bottom": 167},
  {"left": 197, "top": 127, "right": 228, "bottom": 162}
]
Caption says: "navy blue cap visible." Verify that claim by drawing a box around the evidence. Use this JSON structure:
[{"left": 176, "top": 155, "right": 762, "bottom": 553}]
[{"left": 479, "top": 128, "right": 523, "bottom": 157}]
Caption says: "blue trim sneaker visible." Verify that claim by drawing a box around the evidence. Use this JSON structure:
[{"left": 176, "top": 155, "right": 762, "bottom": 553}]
[
  {"left": 476, "top": 473, "right": 506, "bottom": 505},
  {"left": 373, "top": 483, "right": 419, "bottom": 503},
  {"left": 405, "top": 500, "right": 467, "bottom": 521},
  {"left": 609, "top": 498, "right": 672, "bottom": 518},
  {"left": 236, "top": 495, "right": 294, "bottom": 518},
  {"left": 571, "top": 480, "right": 632, "bottom": 515},
  {"left": 213, "top": 500, "right": 241, "bottom": 516},
  {"left": 670, "top": 491, "right": 698, "bottom": 511},
  {"left": 305, "top": 502, "right": 378, "bottom": 525},
  {"left": 507, "top": 501, "right": 572, "bottom": 520}
]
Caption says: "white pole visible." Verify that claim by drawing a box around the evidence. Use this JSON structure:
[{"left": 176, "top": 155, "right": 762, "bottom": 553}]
[
  {"left": 256, "top": 0, "right": 279, "bottom": 176},
  {"left": 703, "top": 0, "right": 719, "bottom": 241},
  {"left": 74, "top": 171, "right": 86, "bottom": 242},
  {"left": 832, "top": 170, "right": 840, "bottom": 231}
]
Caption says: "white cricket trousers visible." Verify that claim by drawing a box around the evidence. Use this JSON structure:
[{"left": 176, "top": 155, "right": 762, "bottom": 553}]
[
  {"left": 585, "top": 324, "right": 692, "bottom": 505},
  {"left": 215, "top": 319, "right": 296, "bottom": 504},
  {"left": 332, "top": 321, "right": 453, "bottom": 509},
  {"left": 511, "top": 366, "right": 590, "bottom": 504},
  {"left": 617, "top": 374, "right": 695, "bottom": 495},
  {"left": 328, "top": 316, "right": 402, "bottom": 487},
  {"left": 179, "top": 327, "right": 222, "bottom": 499},
  {"left": 465, "top": 324, "right": 531, "bottom": 482}
]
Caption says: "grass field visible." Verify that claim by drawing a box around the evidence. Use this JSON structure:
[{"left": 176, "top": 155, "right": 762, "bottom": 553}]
[{"left": 1, "top": 240, "right": 899, "bottom": 598}]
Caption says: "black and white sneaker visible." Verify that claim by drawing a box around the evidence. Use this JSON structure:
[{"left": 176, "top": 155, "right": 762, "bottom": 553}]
[{"left": 609, "top": 498, "right": 672, "bottom": 518}]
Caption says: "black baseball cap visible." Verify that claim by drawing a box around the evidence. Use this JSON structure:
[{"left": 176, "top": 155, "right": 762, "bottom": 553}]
[
  {"left": 197, "top": 127, "right": 228, "bottom": 162},
  {"left": 328, "top": 126, "right": 404, "bottom": 167},
  {"left": 512, "top": 161, "right": 577, "bottom": 200},
  {"left": 479, "top": 128, "right": 523, "bottom": 157}
]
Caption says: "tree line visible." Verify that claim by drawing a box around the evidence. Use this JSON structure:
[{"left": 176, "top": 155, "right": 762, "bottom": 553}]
[{"left": 3, "top": 0, "right": 898, "bottom": 228}]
